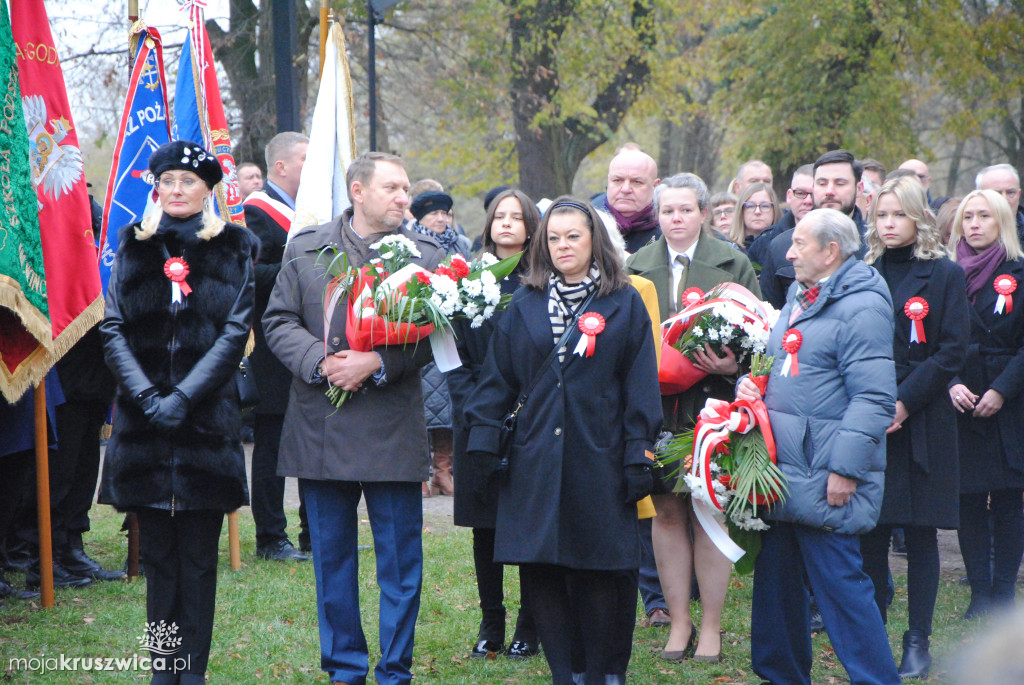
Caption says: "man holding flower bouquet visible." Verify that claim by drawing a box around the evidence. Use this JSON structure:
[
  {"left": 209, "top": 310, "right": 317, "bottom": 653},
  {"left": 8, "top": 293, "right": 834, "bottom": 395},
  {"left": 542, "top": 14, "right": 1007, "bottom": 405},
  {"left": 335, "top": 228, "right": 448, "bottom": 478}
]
[
  {"left": 263, "top": 153, "right": 445, "bottom": 685},
  {"left": 736, "top": 208, "right": 900, "bottom": 685}
]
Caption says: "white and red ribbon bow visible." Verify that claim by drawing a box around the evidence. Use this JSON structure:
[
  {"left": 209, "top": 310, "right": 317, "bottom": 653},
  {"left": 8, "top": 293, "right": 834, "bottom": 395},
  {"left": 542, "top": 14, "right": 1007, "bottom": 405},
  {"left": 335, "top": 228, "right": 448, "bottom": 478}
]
[
  {"left": 780, "top": 328, "right": 802, "bottom": 376},
  {"left": 994, "top": 275, "right": 1017, "bottom": 315},
  {"left": 904, "top": 297, "right": 929, "bottom": 343},
  {"left": 573, "top": 312, "right": 605, "bottom": 358},
  {"left": 164, "top": 257, "right": 192, "bottom": 303}
]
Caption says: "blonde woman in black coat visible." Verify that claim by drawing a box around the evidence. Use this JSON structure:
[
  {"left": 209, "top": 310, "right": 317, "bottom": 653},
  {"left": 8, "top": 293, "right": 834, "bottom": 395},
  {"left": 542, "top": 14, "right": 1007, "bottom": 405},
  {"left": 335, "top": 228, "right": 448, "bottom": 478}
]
[{"left": 860, "top": 177, "right": 969, "bottom": 678}]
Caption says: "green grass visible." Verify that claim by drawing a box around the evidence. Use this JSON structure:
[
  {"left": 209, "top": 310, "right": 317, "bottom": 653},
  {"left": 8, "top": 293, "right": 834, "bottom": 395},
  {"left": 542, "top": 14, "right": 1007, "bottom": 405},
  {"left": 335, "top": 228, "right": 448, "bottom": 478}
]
[{"left": 0, "top": 506, "right": 993, "bottom": 683}]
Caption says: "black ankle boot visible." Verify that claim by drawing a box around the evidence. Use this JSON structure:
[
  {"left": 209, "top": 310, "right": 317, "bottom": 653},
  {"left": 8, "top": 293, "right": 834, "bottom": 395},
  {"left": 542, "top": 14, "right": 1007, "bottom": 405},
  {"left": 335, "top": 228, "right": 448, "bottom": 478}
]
[{"left": 898, "top": 630, "right": 931, "bottom": 679}]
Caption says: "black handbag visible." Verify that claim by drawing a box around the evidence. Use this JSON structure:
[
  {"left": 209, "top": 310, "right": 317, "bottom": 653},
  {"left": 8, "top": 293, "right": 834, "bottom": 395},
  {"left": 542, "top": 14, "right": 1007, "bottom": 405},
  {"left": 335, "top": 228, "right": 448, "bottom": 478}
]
[
  {"left": 495, "top": 289, "right": 598, "bottom": 476},
  {"left": 236, "top": 357, "right": 261, "bottom": 412}
]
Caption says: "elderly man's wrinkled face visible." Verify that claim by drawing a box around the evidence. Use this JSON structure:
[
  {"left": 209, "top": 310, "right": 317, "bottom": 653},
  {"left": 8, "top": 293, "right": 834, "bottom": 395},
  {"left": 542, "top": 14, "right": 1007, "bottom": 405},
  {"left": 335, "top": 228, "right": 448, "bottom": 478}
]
[
  {"left": 606, "top": 151, "right": 658, "bottom": 217},
  {"left": 787, "top": 217, "right": 837, "bottom": 288},
  {"left": 978, "top": 168, "right": 1021, "bottom": 214}
]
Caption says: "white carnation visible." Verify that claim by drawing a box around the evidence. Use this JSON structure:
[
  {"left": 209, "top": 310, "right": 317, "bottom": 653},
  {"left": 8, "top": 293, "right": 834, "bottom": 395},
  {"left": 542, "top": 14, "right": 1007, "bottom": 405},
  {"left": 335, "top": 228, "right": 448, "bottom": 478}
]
[{"left": 471, "top": 314, "right": 486, "bottom": 328}]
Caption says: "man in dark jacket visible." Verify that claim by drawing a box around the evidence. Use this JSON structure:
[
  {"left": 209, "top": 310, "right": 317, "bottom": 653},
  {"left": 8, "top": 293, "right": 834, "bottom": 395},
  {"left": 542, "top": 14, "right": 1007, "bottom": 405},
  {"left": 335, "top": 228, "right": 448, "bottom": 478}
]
[
  {"left": 738, "top": 208, "right": 899, "bottom": 685},
  {"left": 747, "top": 164, "right": 814, "bottom": 269},
  {"left": 760, "top": 151, "right": 867, "bottom": 308},
  {"left": 243, "top": 131, "right": 310, "bottom": 562},
  {"left": 599, "top": 147, "right": 662, "bottom": 253},
  {"left": 263, "top": 152, "right": 445, "bottom": 685}
]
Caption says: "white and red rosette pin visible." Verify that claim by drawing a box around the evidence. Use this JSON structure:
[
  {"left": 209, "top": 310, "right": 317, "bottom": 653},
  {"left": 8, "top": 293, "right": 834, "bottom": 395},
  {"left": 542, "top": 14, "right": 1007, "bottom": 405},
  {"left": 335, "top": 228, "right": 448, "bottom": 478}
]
[
  {"left": 994, "top": 274, "right": 1017, "bottom": 315},
  {"left": 681, "top": 286, "right": 705, "bottom": 308},
  {"left": 780, "top": 328, "right": 802, "bottom": 377},
  {"left": 573, "top": 312, "right": 606, "bottom": 358},
  {"left": 904, "top": 297, "right": 929, "bottom": 343},
  {"left": 164, "top": 257, "right": 193, "bottom": 303}
]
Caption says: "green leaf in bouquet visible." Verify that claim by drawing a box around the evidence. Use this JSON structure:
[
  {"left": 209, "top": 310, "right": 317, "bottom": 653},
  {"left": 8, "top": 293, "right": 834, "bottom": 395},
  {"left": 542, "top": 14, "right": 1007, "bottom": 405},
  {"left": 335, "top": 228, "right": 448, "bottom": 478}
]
[
  {"left": 469, "top": 251, "right": 521, "bottom": 282},
  {"left": 725, "top": 431, "right": 788, "bottom": 522},
  {"left": 725, "top": 520, "right": 762, "bottom": 576},
  {"left": 655, "top": 428, "right": 695, "bottom": 493}
]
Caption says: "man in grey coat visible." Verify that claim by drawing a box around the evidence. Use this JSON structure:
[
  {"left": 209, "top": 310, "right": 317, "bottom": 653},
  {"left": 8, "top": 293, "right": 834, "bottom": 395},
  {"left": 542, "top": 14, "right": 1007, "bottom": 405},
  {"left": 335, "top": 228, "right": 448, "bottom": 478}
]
[
  {"left": 737, "top": 208, "right": 900, "bottom": 685},
  {"left": 263, "top": 152, "right": 445, "bottom": 685}
]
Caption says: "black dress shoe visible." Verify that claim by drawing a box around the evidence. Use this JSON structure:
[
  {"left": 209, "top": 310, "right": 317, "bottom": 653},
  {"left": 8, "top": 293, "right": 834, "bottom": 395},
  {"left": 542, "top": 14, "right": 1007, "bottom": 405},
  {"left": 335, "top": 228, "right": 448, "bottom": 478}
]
[
  {"left": 506, "top": 639, "right": 540, "bottom": 660},
  {"left": 25, "top": 562, "right": 92, "bottom": 589},
  {"left": 257, "top": 539, "right": 310, "bottom": 562},
  {"left": 898, "top": 629, "right": 931, "bottom": 679},
  {"left": 471, "top": 639, "right": 503, "bottom": 658},
  {"left": 0, "top": 575, "right": 39, "bottom": 600},
  {"left": 62, "top": 547, "right": 127, "bottom": 581}
]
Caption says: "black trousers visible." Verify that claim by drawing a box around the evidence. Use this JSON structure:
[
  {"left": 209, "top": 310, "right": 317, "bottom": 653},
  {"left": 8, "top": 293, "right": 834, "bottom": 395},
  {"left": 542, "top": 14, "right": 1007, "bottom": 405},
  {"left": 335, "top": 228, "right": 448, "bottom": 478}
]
[
  {"left": 959, "top": 489, "right": 1024, "bottom": 605},
  {"left": 0, "top": 449, "right": 34, "bottom": 555},
  {"left": 519, "top": 563, "right": 636, "bottom": 685},
  {"left": 138, "top": 508, "right": 223, "bottom": 681},
  {"left": 251, "top": 413, "right": 307, "bottom": 548},
  {"left": 51, "top": 401, "right": 108, "bottom": 548},
  {"left": 472, "top": 527, "right": 537, "bottom": 645},
  {"left": 861, "top": 524, "right": 939, "bottom": 634}
]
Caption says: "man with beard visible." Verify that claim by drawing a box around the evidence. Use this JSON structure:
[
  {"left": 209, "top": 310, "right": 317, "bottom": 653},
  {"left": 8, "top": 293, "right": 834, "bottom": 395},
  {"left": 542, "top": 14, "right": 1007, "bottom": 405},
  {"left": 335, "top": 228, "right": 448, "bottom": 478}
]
[
  {"left": 760, "top": 150, "right": 866, "bottom": 308},
  {"left": 263, "top": 152, "right": 445, "bottom": 685},
  {"left": 600, "top": 147, "right": 662, "bottom": 253}
]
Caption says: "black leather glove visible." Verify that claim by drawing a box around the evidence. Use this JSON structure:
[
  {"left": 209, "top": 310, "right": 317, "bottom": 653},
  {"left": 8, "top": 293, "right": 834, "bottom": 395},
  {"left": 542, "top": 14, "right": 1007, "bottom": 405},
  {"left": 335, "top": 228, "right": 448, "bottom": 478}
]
[
  {"left": 150, "top": 389, "right": 191, "bottom": 431},
  {"left": 468, "top": 451, "right": 503, "bottom": 496},
  {"left": 136, "top": 387, "right": 161, "bottom": 418},
  {"left": 624, "top": 464, "right": 654, "bottom": 504}
]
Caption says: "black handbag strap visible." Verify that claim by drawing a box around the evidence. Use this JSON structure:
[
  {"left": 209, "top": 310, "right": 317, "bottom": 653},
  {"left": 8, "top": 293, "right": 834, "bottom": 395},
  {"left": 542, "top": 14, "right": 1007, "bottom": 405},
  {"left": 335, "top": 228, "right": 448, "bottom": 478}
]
[{"left": 509, "top": 287, "right": 598, "bottom": 418}]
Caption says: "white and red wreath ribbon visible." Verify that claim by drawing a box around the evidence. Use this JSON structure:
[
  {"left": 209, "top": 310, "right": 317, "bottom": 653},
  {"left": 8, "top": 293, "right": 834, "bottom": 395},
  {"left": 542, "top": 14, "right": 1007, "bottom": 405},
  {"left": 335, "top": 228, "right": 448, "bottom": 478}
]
[
  {"left": 690, "top": 397, "right": 778, "bottom": 562},
  {"left": 904, "top": 297, "right": 928, "bottom": 343},
  {"left": 573, "top": 312, "right": 606, "bottom": 358},
  {"left": 994, "top": 275, "right": 1017, "bottom": 315},
  {"left": 164, "top": 257, "right": 192, "bottom": 303},
  {"left": 780, "top": 328, "right": 802, "bottom": 376}
]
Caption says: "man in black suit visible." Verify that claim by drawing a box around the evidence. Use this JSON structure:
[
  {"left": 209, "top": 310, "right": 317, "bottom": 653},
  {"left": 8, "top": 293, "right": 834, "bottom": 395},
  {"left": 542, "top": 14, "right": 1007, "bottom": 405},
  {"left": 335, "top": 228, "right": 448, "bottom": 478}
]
[{"left": 243, "top": 131, "right": 310, "bottom": 562}]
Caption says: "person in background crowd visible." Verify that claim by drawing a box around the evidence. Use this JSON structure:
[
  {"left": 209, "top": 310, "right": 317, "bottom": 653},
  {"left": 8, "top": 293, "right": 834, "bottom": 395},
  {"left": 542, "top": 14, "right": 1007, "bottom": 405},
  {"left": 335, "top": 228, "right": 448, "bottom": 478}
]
[
  {"left": 976, "top": 163, "right": 1024, "bottom": 243},
  {"left": 450, "top": 188, "right": 540, "bottom": 660},
  {"left": 727, "top": 182, "right": 778, "bottom": 253},
  {"left": 737, "top": 207, "right": 900, "bottom": 685},
  {"left": 934, "top": 196, "right": 962, "bottom": 246},
  {"left": 706, "top": 191, "right": 737, "bottom": 237},
  {"left": 626, "top": 173, "right": 760, "bottom": 665},
  {"left": 404, "top": 179, "right": 444, "bottom": 225},
  {"left": 899, "top": 159, "right": 932, "bottom": 199},
  {"left": 466, "top": 197, "right": 662, "bottom": 684},
  {"left": 860, "top": 177, "right": 969, "bottom": 679},
  {"left": 948, "top": 189, "right": 1024, "bottom": 619},
  {"left": 100, "top": 140, "right": 256, "bottom": 684},
  {"left": 748, "top": 164, "right": 814, "bottom": 268},
  {"left": 728, "top": 159, "right": 773, "bottom": 197},
  {"left": 243, "top": 131, "right": 312, "bottom": 562},
  {"left": 601, "top": 148, "right": 662, "bottom": 253},
  {"left": 409, "top": 190, "right": 472, "bottom": 258},
  {"left": 263, "top": 152, "right": 445, "bottom": 685},
  {"left": 857, "top": 158, "right": 886, "bottom": 219},
  {"left": 236, "top": 161, "right": 264, "bottom": 200}
]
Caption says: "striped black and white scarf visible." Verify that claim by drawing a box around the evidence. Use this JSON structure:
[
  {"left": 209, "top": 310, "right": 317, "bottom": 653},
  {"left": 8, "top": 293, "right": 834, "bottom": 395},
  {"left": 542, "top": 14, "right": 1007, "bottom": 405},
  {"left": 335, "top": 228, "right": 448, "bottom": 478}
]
[{"left": 548, "top": 264, "right": 600, "bottom": 362}]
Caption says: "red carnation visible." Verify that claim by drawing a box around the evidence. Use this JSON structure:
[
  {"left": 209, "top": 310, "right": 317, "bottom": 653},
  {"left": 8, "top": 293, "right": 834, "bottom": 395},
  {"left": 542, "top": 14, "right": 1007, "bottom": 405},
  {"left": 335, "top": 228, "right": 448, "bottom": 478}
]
[
  {"left": 435, "top": 266, "right": 457, "bottom": 280},
  {"left": 415, "top": 272, "right": 431, "bottom": 285}
]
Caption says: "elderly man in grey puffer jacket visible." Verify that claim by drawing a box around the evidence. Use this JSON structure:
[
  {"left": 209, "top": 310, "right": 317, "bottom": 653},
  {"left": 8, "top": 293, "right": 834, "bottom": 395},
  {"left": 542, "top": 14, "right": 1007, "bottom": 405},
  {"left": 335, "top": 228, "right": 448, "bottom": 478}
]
[{"left": 737, "top": 208, "right": 900, "bottom": 685}]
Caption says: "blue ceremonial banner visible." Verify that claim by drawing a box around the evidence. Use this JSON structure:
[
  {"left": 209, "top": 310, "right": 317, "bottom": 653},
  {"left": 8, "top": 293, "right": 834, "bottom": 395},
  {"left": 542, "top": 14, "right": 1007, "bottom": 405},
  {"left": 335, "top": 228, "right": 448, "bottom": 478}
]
[{"left": 99, "top": 24, "right": 171, "bottom": 293}]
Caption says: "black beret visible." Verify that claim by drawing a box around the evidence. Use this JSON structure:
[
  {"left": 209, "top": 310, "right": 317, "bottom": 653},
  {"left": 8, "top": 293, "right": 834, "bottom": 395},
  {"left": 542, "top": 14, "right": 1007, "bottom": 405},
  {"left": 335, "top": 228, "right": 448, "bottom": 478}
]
[
  {"left": 410, "top": 191, "right": 453, "bottom": 221},
  {"left": 149, "top": 140, "right": 223, "bottom": 190}
]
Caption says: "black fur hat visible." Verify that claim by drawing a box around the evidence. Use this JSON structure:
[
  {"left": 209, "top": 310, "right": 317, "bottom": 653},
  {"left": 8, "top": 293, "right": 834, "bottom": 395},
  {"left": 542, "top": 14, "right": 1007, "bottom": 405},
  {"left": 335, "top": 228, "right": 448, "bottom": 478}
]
[
  {"left": 410, "top": 190, "right": 453, "bottom": 221},
  {"left": 149, "top": 140, "right": 223, "bottom": 189}
]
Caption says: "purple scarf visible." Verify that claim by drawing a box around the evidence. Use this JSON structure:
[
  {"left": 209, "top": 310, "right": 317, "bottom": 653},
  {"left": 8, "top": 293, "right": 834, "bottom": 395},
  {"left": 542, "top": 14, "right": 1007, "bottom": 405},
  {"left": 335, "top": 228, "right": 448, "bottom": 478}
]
[
  {"left": 956, "top": 239, "right": 1007, "bottom": 302},
  {"left": 604, "top": 199, "right": 658, "bottom": 236}
]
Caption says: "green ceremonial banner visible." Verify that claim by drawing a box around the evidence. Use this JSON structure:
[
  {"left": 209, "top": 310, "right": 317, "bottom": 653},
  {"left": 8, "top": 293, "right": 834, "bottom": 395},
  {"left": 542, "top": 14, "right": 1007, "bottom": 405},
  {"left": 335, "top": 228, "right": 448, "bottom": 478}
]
[{"left": 0, "top": 0, "right": 50, "bottom": 403}]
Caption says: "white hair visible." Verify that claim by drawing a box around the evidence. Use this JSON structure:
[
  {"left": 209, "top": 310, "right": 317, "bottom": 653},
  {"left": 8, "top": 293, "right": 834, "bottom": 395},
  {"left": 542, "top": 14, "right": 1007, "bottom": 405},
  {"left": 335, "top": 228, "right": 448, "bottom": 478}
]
[{"left": 976, "top": 163, "right": 1020, "bottom": 189}]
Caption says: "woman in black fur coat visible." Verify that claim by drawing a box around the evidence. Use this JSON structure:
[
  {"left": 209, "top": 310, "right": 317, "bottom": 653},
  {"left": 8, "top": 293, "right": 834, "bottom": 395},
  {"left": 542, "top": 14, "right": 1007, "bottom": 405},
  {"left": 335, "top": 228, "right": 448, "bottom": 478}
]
[{"left": 100, "top": 141, "right": 255, "bottom": 685}]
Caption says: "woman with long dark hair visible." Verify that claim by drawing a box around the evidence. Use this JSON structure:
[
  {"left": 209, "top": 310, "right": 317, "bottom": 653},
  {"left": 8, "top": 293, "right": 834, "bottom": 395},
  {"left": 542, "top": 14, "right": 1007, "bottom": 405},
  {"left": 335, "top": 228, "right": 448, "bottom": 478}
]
[
  {"left": 465, "top": 197, "right": 662, "bottom": 684},
  {"left": 860, "top": 176, "right": 969, "bottom": 678},
  {"left": 450, "top": 189, "right": 540, "bottom": 659}
]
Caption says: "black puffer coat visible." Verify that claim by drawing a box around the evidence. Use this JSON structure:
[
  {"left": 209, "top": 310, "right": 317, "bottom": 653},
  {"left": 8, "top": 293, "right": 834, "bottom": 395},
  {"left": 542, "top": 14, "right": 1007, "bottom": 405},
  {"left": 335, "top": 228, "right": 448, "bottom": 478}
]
[{"left": 99, "top": 214, "right": 256, "bottom": 512}]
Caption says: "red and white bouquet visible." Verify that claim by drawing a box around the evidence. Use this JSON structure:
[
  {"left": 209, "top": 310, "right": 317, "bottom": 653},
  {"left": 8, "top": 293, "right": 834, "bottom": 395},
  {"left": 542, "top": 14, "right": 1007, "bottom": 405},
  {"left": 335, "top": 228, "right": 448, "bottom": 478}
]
[
  {"left": 658, "top": 283, "right": 779, "bottom": 395},
  {"left": 318, "top": 235, "right": 519, "bottom": 407}
]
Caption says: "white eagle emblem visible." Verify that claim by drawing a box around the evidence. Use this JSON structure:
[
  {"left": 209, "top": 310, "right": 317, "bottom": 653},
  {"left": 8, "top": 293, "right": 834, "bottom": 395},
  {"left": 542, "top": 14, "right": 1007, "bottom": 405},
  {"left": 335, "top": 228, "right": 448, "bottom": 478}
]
[{"left": 22, "top": 94, "right": 84, "bottom": 200}]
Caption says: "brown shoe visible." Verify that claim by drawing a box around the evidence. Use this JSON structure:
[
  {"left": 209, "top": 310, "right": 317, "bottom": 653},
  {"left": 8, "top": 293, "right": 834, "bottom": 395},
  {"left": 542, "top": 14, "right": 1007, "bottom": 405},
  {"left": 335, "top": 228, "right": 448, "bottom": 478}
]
[
  {"left": 647, "top": 608, "right": 671, "bottom": 627},
  {"left": 430, "top": 431, "right": 455, "bottom": 496}
]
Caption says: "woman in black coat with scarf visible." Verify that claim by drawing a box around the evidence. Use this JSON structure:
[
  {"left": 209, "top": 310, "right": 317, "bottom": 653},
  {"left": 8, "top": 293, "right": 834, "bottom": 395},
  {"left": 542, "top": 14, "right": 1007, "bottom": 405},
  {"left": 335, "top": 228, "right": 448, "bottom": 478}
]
[
  {"left": 860, "top": 177, "right": 969, "bottom": 679},
  {"left": 100, "top": 141, "right": 255, "bottom": 685},
  {"left": 465, "top": 197, "right": 663, "bottom": 685},
  {"left": 949, "top": 188, "right": 1024, "bottom": 620},
  {"left": 450, "top": 189, "right": 540, "bottom": 659}
]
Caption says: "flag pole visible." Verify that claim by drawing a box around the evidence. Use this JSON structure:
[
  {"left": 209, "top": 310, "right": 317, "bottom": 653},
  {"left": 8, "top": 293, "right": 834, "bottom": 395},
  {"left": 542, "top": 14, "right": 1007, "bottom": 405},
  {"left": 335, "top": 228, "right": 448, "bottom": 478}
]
[
  {"left": 34, "top": 381, "right": 54, "bottom": 607},
  {"left": 128, "top": 0, "right": 138, "bottom": 22},
  {"left": 319, "top": 0, "right": 329, "bottom": 80}
]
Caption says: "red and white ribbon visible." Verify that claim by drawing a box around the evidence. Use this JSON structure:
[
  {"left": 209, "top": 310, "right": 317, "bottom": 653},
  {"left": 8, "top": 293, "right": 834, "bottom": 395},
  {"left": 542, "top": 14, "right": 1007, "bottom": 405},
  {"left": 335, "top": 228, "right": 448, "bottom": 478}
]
[
  {"left": 994, "top": 275, "right": 1016, "bottom": 315},
  {"left": 904, "top": 297, "right": 928, "bottom": 343},
  {"left": 164, "top": 257, "right": 192, "bottom": 303},
  {"left": 680, "top": 286, "right": 704, "bottom": 308},
  {"left": 573, "top": 312, "right": 606, "bottom": 358},
  {"left": 780, "top": 328, "right": 802, "bottom": 376}
]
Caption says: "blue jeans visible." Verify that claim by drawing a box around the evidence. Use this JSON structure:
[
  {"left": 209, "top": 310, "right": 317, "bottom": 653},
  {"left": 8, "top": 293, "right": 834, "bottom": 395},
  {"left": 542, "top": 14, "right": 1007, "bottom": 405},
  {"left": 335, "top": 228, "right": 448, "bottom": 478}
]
[
  {"left": 303, "top": 479, "right": 423, "bottom": 685},
  {"left": 751, "top": 522, "right": 899, "bottom": 685}
]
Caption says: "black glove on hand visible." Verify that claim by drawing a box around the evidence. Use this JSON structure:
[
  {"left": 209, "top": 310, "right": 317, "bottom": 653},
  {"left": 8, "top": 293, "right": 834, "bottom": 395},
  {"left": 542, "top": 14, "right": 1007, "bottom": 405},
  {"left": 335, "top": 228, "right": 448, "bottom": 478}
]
[
  {"left": 150, "top": 389, "right": 190, "bottom": 431},
  {"left": 136, "top": 387, "right": 161, "bottom": 418},
  {"left": 624, "top": 464, "right": 653, "bottom": 504},
  {"left": 468, "top": 451, "right": 503, "bottom": 496}
]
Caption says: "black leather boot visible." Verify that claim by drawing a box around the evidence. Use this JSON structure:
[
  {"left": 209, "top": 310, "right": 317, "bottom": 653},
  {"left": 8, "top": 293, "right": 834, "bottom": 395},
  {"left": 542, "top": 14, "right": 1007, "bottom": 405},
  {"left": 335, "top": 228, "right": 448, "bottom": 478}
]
[
  {"left": 898, "top": 630, "right": 931, "bottom": 679},
  {"left": 62, "top": 532, "right": 126, "bottom": 581}
]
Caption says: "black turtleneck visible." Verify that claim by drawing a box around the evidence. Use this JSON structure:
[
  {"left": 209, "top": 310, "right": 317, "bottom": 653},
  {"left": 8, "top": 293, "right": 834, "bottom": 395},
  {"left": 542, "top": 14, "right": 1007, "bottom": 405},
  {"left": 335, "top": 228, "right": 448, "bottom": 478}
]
[
  {"left": 156, "top": 211, "right": 204, "bottom": 249},
  {"left": 878, "top": 243, "right": 915, "bottom": 292}
]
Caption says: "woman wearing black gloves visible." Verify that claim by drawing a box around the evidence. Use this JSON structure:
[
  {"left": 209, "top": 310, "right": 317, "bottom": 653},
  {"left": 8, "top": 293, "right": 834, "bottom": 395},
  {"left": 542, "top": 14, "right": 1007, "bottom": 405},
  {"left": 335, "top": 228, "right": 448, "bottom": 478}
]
[
  {"left": 860, "top": 177, "right": 969, "bottom": 678},
  {"left": 100, "top": 140, "right": 256, "bottom": 685},
  {"left": 465, "top": 197, "right": 663, "bottom": 684}
]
